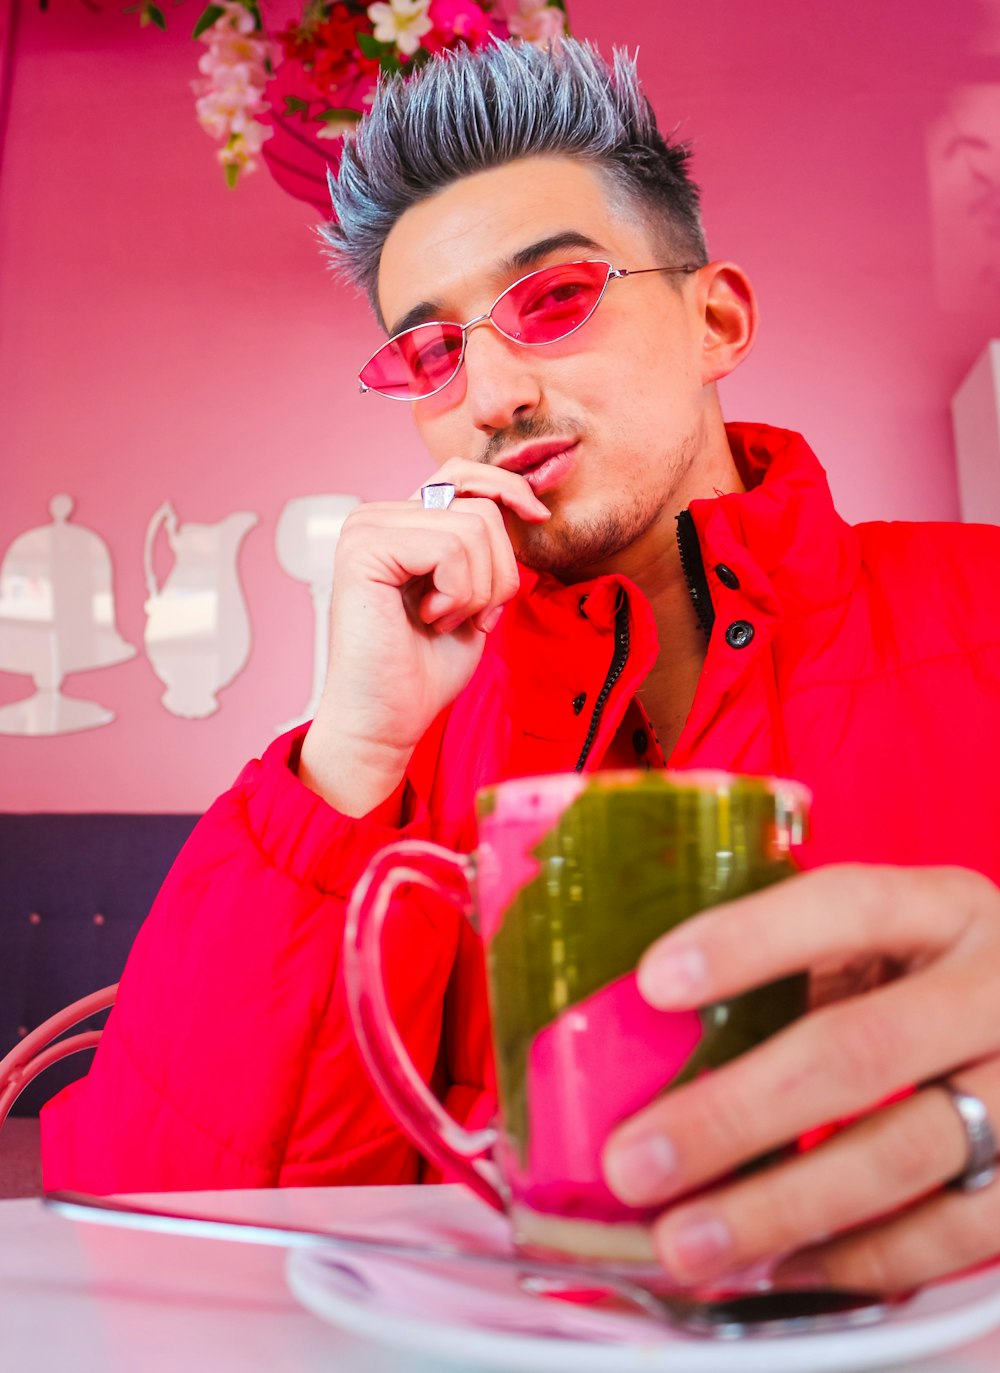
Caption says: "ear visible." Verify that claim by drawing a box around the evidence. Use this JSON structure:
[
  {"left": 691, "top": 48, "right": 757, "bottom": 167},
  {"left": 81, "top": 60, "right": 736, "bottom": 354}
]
[{"left": 694, "top": 262, "right": 758, "bottom": 385}]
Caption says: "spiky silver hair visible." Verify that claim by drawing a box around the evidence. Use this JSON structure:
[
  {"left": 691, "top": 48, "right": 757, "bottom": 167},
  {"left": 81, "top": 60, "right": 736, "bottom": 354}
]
[{"left": 321, "top": 39, "right": 708, "bottom": 319}]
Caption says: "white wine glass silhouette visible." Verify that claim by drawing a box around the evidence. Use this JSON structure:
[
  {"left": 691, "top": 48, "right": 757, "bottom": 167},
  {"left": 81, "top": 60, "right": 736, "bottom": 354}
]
[{"left": 275, "top": 494, "right": 360, "bottom": 731}]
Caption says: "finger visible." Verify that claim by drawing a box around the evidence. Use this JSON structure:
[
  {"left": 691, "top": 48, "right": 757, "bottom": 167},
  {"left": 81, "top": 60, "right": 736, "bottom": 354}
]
[
  {"left": 349, "top": 491, "right": 521, "bottom": 620},
  {"left": 411, "top": 458, "right": 550, "bottom": 522},
  {"left": 645, "top": 1063, "right": 1000, "bottom": 1287},
  {"left": 772, "top": 1186, "right": 1000, "bottom": 1295},
  {"left": 414, "top": 524, "right": 494, "bottom": 630},
  {"left": 417, "top": 499, "right": 520, "bottom": 630},
  {"left": 345, "top": 502, "right": 510, "bottom": 626},
  {"left": 637, "top": 865, "right": 999, "bottom": 1010},
  {"left": 338, "top": 516, "right": 485, "bottom": 632},
  {"left": 453, "top": 496, "right": 521, "bottom": 629},
  {"left": 605, "top": 949, "right": 1000, "bottom": 1208}
]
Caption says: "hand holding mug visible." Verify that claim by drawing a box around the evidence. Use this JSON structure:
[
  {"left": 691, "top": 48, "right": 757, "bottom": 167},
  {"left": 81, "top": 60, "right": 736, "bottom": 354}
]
[{"left": 601, "top": 864, "right": 1000, "bottom": 1292}]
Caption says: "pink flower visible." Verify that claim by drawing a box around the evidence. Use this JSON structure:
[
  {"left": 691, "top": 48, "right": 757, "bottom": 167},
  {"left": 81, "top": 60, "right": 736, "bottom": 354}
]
[
  {"left": 505, "top": 0, "right": 565, "bottom": 46},
  {"left": 425, "top": 0, "right": 499, "bottom": 50},
  {"left": 192, "top": 3, "right": 277, "bottom": 183},
  {"left": 219, "top": 120, "right": 271, "bottom": 167},
  {"left": 211, "top": 0, "right": 256, "bottom": 35}
]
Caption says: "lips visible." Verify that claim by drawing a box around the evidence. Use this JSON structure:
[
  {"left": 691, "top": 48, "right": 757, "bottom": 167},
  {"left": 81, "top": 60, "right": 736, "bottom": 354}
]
[
  {"left": 496, "top": 440, "right": 576, "bottom": 475},
  {"left": 496, "top": 440, "right": 578, "bottom": 496}
]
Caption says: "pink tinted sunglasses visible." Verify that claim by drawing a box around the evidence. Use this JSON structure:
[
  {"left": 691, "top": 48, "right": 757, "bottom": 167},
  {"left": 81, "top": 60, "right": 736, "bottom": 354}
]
[{"left": 358, "top": 258, "right": 700, "bottom": 401}]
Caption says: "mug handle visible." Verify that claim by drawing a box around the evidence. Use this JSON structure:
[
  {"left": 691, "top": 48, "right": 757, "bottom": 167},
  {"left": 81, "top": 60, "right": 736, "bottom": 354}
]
[{"left": 344, "top": 838, "right": 505, "bottom": 1212}]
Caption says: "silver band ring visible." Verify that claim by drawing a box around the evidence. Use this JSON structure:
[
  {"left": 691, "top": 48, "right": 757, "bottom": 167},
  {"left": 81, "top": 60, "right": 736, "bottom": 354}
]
[
  {"left": 936, "top": 1079, "right": 999, "bottom": 1192},
  {"left": 420, "top": 482, "right": 457, "bottom": 511}
]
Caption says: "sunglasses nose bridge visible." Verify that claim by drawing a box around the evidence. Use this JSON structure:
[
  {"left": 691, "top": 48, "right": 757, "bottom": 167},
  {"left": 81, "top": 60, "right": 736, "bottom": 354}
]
[
  {"left": 457, "top": 309, "right": 518, "bottom": 372},
  {"left": 426, "top": 312, "right": 490, "bottom": 395},
  {"left": 462, "top": 311, "right": 493, "bottom": 339}
]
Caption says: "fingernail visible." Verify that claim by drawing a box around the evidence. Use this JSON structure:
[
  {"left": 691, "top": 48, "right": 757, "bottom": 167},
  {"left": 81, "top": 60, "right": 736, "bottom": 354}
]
[
  {"left": 663, "top": 1212, "right": 732, "bottom": 1278},
  {"left": 637, "top": 943, "right": 708, "bottom": 1007},
  {"left": 605, "top": 1133, "right": 678, "bottom": 1203},
  {"left": 480, "top": 606, "right": 503, "bottom": 633}
]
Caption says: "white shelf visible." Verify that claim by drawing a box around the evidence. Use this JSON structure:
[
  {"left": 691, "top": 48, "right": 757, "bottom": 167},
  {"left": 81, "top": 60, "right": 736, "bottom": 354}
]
[{"left": 952, "top": 341, "right": 1000, "bottom": 525}]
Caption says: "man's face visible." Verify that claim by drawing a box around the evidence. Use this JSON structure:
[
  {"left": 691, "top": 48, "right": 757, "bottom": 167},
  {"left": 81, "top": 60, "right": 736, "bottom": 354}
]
[{"left": 376, "top": 155, "right": 722, "bottom": 579}]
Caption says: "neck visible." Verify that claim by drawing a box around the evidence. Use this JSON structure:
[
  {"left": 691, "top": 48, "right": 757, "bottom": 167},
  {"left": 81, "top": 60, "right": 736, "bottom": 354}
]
[
  {"left": 619, "top": 426, "right": 743, "bottom": 756},
  {"left": 629, "top": 534, "right": 710, "bottom": 758}
]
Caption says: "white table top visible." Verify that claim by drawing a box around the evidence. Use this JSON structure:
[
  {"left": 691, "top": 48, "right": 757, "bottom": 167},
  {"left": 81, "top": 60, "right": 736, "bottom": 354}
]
[
  {"left": 3, "top": 1184, "right": 1000, "bottom": 1373},
  {"left": 0, "top": 1186, "right": 414, "bottom": 1373}
]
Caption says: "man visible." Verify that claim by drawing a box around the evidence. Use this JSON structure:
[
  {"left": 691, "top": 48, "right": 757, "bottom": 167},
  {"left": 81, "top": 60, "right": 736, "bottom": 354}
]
[{"left": 42, "top": 39, "right": 1000, "bottom": 1297}]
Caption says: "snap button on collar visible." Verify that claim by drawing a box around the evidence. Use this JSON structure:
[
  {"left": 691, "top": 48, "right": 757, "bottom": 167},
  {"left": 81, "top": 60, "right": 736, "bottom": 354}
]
[{"left": 725, "top": 620, "right": 755, "bottom": 649}]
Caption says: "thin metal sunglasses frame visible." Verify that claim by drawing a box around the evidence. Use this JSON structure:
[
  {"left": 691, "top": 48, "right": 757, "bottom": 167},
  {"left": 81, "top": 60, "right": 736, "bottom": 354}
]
[{"left": 357, "top": 258, "right": 701, "bottom": 401}]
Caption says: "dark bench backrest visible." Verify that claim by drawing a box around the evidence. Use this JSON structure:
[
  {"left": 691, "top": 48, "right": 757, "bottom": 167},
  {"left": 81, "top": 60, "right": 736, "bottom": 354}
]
[{"left": 0, "top": 813, "right": 199, "bottom": 1113}]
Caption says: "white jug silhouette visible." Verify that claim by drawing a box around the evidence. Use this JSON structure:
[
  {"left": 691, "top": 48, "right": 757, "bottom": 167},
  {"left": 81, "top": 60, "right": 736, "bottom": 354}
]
[{"left": 143, "top": 502, "right": 258, "bottom": 718}]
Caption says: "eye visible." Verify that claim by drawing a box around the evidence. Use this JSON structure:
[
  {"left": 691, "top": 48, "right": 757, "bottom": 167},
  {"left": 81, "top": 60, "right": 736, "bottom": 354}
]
[
  {"left": 498, "top": 263, "right": 610, "bottom": 341},
  {"left": 520, "top": 273, "right": 595, "bottom": 319},
  {"left": 398, "top": 327, "right": 462, "bottom": 379}
]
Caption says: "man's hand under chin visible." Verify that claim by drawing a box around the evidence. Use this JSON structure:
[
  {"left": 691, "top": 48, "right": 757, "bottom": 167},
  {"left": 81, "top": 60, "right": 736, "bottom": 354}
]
[
  {"left": 298, "top": 458, "right": 549, "bottom": 817},
  {"left": 601, "top": 863, "right": 1000, "bottom": 1294}
]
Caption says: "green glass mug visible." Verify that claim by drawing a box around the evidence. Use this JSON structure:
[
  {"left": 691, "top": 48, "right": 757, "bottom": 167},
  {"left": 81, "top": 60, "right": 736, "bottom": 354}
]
[{"left": 345, "top": 769, "right": 811, "bottom": 1265}]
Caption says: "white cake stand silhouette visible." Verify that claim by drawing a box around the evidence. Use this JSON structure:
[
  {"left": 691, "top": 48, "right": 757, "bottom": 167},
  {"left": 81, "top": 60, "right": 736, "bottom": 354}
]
[{"left": 0, "top": 495, "right": 136, "bottom": 735}]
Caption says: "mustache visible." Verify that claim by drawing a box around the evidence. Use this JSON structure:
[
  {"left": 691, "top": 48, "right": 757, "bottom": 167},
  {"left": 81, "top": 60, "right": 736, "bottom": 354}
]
[{"left": 479, "top": 416, "right": 583, "bottom": 466}]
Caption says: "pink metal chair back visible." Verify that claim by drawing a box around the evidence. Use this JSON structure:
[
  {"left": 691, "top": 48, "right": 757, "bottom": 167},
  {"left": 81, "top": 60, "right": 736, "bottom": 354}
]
[{"left": 0, "top": 985, "right": 117, "bottom": 1132}]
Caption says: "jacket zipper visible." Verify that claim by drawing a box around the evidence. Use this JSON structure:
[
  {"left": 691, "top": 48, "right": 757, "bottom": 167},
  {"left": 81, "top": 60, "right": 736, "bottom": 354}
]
[
  {"left": 675, "top": 509, "right": 715, "bottom": 639},
  {"left": 573, "top": 513, "right": 711, "bottom": 772},
  {"left": 574, "top": 592, "right": 631, "bottom": 772}
]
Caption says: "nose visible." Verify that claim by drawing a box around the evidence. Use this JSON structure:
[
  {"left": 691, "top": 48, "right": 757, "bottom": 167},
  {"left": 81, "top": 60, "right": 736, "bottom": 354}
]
[{"left": 461, "top": 319, "right": 542, "bottom": 435}]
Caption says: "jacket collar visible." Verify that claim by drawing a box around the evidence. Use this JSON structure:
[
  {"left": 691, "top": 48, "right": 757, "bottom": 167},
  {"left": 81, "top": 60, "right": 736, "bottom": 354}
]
[
  {"left": 512, "top": 423, "right": 860, "bottom": 623},
  {"left": 476, "top": 423, "right": 858, "bottom": 773},
  {"left": 690, "top": 423, "right": 861, "bottom": 618}
]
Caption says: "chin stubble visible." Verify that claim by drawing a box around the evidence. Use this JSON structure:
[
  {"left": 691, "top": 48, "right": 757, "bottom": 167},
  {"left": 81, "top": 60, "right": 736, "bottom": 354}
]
[
  {"left": 514, "top": 495, "right": 666, "bottom": 577},
  {"left": 499, "top": 422, "right": 699, "bottom": 580}
]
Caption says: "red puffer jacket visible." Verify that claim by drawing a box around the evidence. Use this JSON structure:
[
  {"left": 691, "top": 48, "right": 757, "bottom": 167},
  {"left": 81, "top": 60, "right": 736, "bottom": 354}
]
[{"left": 41, "top": 424, "right": 1000, "bottom": 1193}]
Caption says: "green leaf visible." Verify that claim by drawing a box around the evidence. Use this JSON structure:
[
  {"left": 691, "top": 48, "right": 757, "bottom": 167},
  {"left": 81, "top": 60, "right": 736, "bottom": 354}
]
[
  {"left": 224, "top": 162, "right": 240, "bottom": 190},
  {"left": 146, "top": 4, "right": 167, "bottom": 29},
  {"left": 191, "top": 3, "right": 225, "bottom": 38},
  {"left": 356, "top": 31, "right": 384, "bottom": 59},
  {"left": 317, "top": 107, "right": 361, "bottom": 123},
  {"left": 283, "top": 95, "right": 311, "bottom": 115}
]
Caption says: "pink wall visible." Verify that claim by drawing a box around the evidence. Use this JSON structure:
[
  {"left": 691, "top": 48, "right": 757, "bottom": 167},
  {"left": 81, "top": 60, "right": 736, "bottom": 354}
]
[{"left": 1, "top": 0, "right": 998, "bottom": 812}]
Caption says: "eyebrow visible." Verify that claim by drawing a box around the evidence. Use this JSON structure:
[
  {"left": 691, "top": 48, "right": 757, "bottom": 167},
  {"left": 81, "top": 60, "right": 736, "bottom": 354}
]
[{"left": 386, "top": 230, "right": 607, "bottom": 337}]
